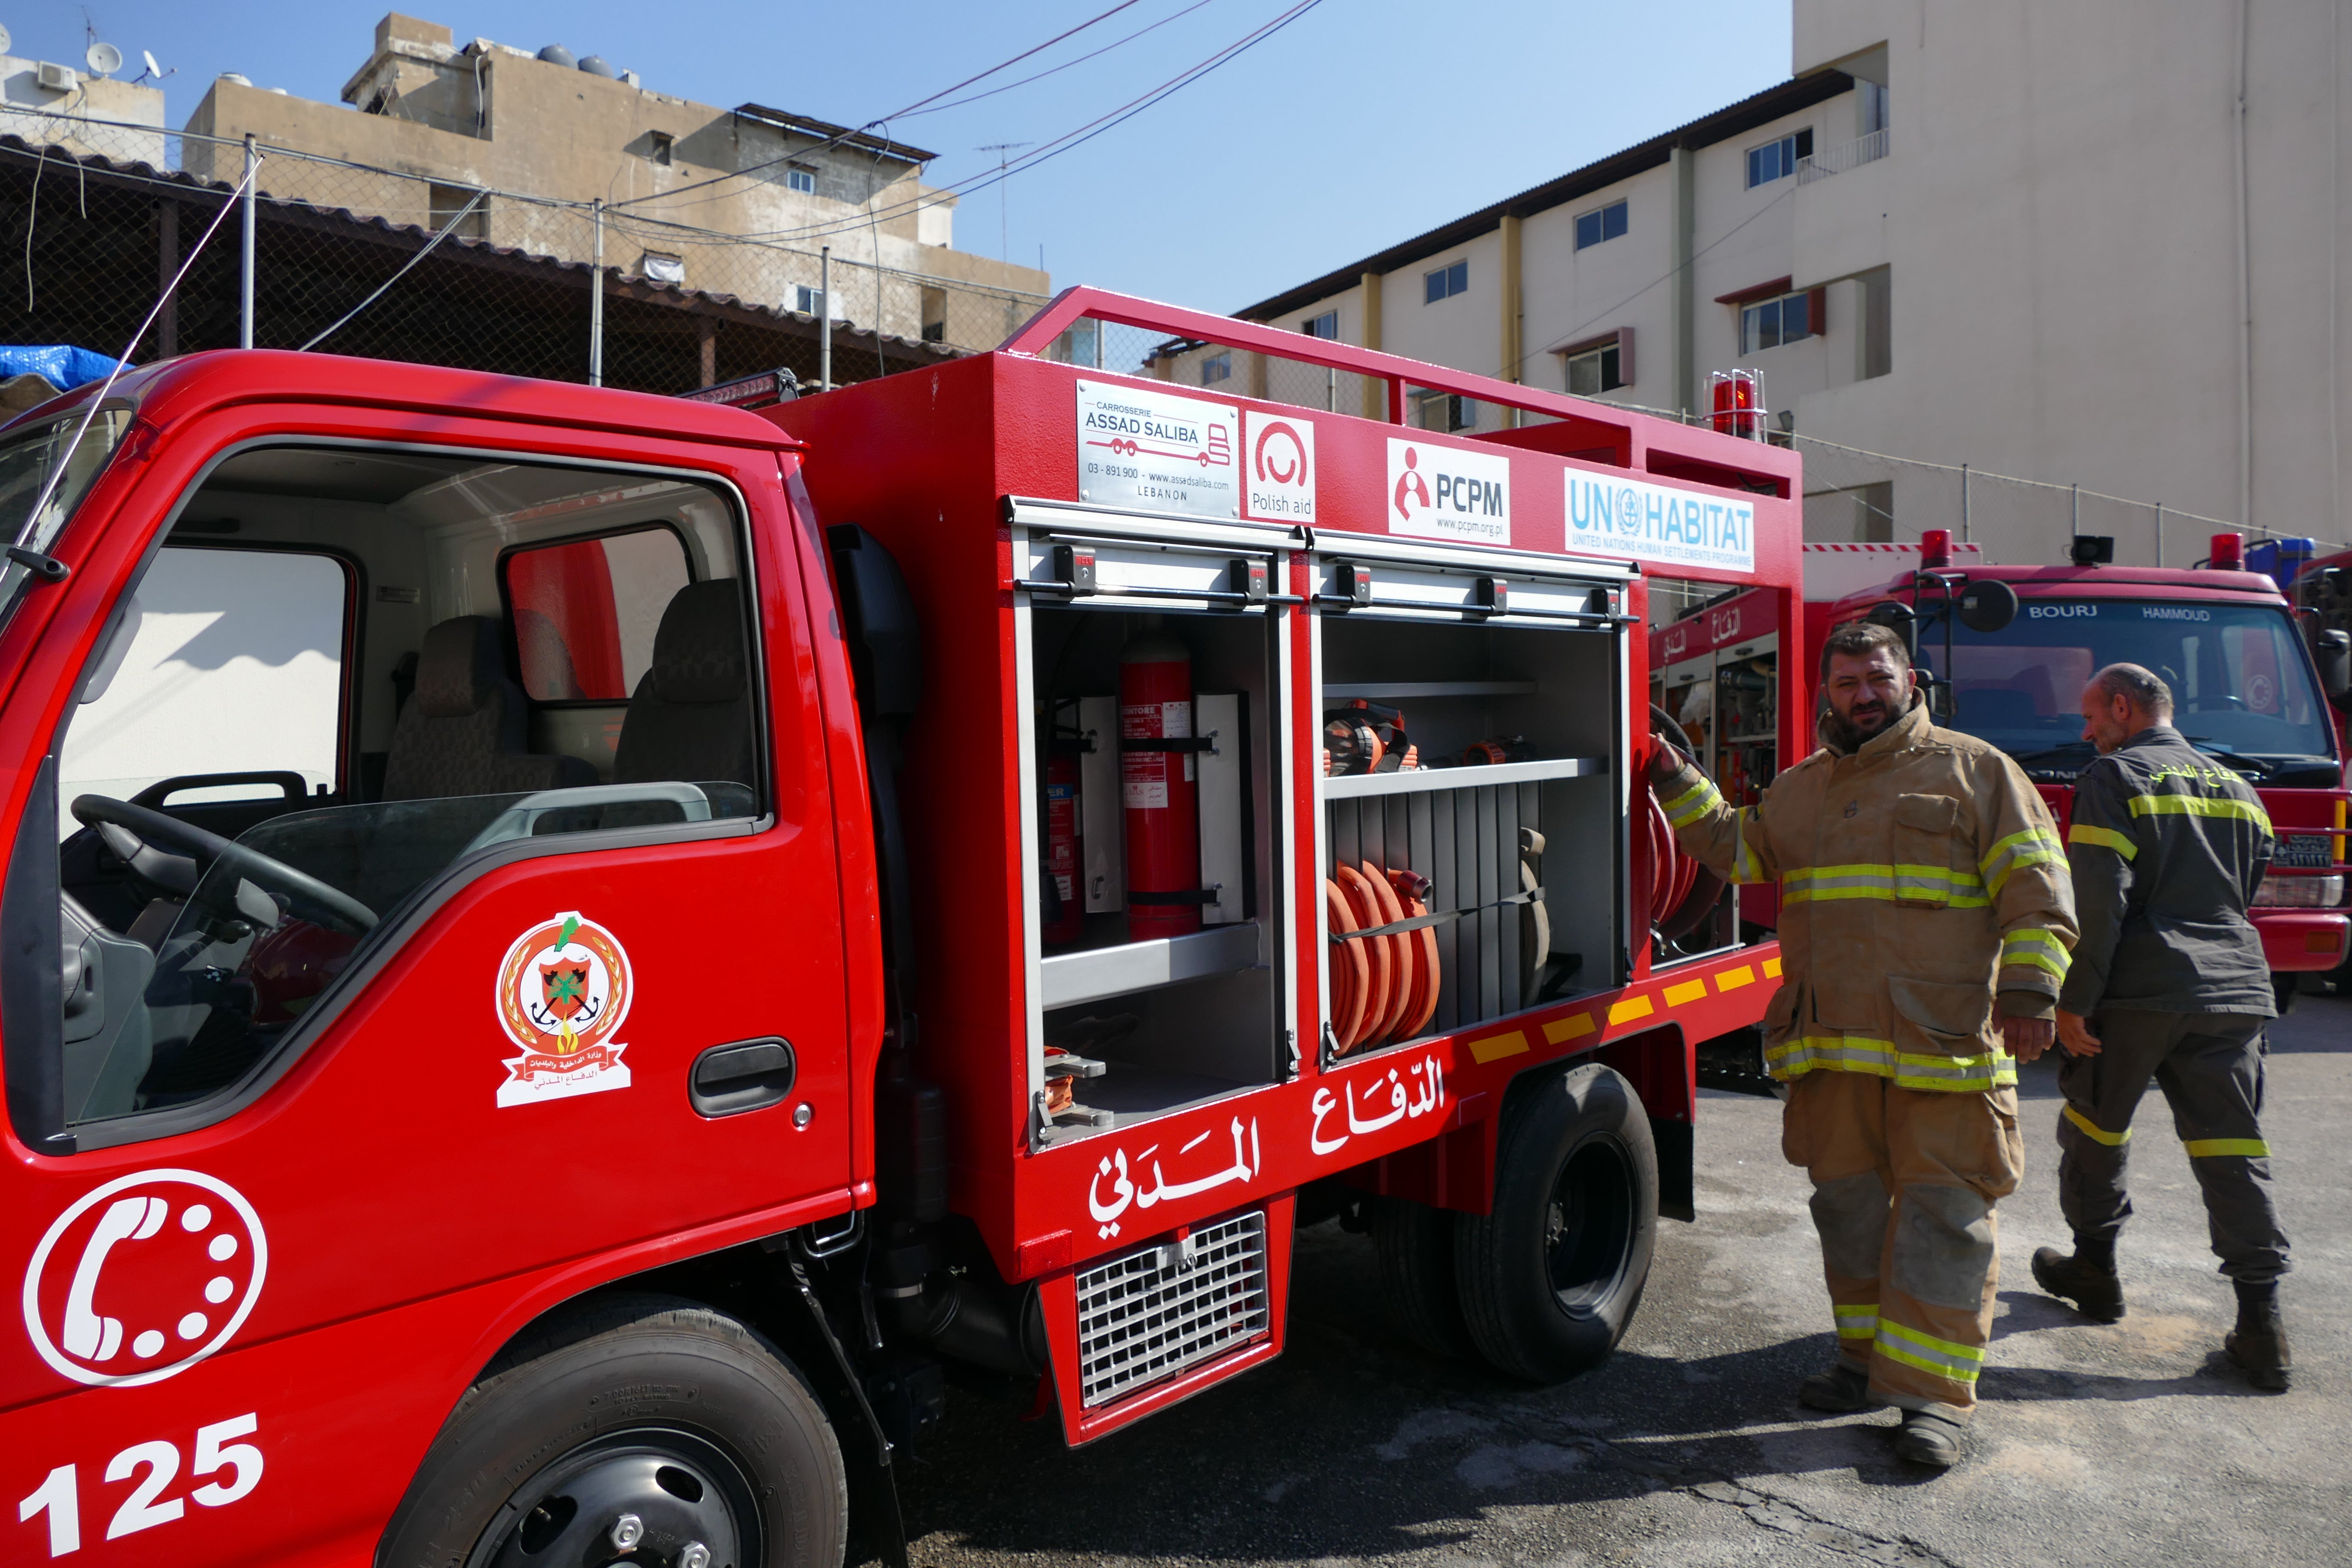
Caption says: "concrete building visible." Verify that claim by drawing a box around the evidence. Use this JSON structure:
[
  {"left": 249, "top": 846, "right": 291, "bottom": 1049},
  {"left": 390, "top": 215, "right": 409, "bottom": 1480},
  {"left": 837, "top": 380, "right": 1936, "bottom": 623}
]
[
  {"left": 184, "top": 13, "right": 1047, "bottom": 351},
  {"left": 0, "top": 47, "right": 167, "bottom": 165},
  {"left": 1225, "top": 0, "right": 2350, "bottom": 564}
]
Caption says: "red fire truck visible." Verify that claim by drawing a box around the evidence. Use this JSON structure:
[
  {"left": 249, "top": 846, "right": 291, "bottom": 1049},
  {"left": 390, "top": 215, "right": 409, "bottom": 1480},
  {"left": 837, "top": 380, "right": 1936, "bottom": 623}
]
[
  {"left": 1815, "top": 530, "right": 2350, "bottom": 1008},
  {"left": 0, "top": 289, "right": 1803, "bottom": 1566}
]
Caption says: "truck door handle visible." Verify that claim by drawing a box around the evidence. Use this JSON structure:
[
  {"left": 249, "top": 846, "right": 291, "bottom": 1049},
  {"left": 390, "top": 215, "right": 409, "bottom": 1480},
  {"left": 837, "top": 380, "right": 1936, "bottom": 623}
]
[{"left": 689, "top": 1038, "right": 796, "bottom": 1118}]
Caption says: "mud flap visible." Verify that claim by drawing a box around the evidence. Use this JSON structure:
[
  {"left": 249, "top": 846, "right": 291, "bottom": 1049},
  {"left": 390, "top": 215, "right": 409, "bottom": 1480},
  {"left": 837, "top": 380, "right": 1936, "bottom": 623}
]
[
  {"left": 781, "top": 1245, "right": 909, "bottom": 1568},
  {"left": 1651, "top": 1116, "right": 1695, "bottom": 1222}
]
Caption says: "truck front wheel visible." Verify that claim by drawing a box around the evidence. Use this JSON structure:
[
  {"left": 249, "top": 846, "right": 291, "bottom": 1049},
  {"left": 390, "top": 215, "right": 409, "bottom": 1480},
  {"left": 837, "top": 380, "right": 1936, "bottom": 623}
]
[
  {"left": 1456, "top": 1063, "right": 1658, "bottom": 1382},
  {"left": 379, "top": 1292, "right": 847, "bottom": 1568}
]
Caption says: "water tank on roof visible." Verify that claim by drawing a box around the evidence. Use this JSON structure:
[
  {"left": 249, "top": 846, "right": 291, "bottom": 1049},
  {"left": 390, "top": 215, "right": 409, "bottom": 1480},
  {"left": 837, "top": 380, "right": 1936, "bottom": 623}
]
[
  {"left": 217, "top": 72, "right": 252, "bottom": 86},
  {"left": 536, "top": 45, "right": 576, "bottom": 67},
  {"left": 578, "top": 55, "right": 618, "bottom": 79}
]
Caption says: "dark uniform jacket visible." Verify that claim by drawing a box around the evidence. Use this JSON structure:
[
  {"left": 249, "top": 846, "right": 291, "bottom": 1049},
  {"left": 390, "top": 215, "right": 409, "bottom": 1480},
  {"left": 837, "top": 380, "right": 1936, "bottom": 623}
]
[{"left": 2059, "top": 724, "right": 2275, "bottom": 1017}]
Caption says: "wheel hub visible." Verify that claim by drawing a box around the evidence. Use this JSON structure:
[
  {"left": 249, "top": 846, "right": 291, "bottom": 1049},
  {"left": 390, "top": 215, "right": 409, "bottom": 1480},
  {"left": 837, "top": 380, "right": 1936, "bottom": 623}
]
[
  {"left": 474, "top": 1431, "right": 752, "bottom": 1568},
  {"left": 1545, "top": 1136, "right": 1636, "bottom": 1317}
]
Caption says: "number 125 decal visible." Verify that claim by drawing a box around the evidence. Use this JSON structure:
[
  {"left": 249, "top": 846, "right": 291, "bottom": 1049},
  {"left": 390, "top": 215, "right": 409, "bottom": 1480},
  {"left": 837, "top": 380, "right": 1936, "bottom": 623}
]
[{"left": 16, "top": 1414, "right": 263, "bottom": 1557}]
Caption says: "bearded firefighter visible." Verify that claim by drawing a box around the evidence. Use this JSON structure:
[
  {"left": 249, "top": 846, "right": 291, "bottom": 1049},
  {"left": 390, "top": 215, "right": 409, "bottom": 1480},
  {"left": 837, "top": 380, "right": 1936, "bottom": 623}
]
[{"left": 1648, "top": 620, "right": 2076, "bottom": 1468}]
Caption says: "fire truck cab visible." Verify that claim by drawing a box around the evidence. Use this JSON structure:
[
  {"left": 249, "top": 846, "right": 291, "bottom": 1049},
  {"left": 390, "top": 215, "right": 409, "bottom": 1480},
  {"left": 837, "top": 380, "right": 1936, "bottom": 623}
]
[
  {"left": 1818, "top": 529, "right": 2352, "bottom": 1006},
  {"left": 0, "top": 291, "right": 1805, "bottom": 1567}
]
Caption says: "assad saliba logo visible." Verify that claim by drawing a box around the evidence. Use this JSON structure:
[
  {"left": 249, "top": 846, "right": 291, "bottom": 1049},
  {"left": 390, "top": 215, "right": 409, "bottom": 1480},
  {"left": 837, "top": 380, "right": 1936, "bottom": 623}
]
[
  {"left": 1241, "top": 411, "right": 1316, "bottom": 521},
  {"left": 493, "top": 911, "right": 634, "bottom": 1107}
]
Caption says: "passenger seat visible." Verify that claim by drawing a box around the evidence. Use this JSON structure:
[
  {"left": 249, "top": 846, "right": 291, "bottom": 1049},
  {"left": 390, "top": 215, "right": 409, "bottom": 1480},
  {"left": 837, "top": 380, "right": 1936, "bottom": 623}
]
[
  {"left": 613, "top": 581, "right": 754, "bottom": 787},
  {"left": 383, "top": 617, "right": 597, "bottom": 800}
]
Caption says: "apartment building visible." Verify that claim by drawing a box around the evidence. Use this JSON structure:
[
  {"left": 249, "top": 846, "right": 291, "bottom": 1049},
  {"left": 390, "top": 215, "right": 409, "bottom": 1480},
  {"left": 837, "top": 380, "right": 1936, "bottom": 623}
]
[
  {"left": 1223, "top": 0, "right": 2349, "bottom": 563},
  {"left": 183, "top": 12, "right": 1047, "bottom": 350}
]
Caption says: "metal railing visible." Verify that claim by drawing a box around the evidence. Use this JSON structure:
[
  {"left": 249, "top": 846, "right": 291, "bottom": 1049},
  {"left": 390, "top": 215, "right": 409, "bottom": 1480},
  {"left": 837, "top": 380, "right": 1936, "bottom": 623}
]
[
  {"left": 2, "top": 107, "right": 1052, "bottom": 394},
  {"left": 1796, "top": 126, "right": 1890, "bottom": 184}
]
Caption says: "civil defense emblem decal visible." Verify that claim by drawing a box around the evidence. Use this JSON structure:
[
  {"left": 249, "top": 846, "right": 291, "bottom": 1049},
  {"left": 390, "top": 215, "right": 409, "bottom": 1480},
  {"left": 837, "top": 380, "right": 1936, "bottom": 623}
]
[{"left": 493, "top": 911, "right": 634, "bottom": 1107}]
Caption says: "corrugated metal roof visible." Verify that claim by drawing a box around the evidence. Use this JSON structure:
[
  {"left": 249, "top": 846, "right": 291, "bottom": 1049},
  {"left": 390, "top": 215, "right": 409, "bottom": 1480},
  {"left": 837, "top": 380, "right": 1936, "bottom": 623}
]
[
  {"left": 1234, "top": 70, "right": 1853, "bottom": 325},
  {"left": 729, "top": 105, "right": 938, "bottom": 167}
]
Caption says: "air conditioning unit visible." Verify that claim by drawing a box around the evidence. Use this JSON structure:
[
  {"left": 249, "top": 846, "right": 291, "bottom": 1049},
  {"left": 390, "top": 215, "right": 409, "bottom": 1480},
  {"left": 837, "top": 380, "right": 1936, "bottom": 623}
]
[{"left": 38, "top": 62, "right": 81, "bottom": 92}]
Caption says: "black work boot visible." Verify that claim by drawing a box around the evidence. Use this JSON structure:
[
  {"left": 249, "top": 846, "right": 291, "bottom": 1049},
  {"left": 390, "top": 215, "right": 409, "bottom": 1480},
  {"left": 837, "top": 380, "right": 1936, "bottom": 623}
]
[
  {"left": 2032, "top": 1236, "right": 2125, "bottom": 1323},
  {"left": 1798, "top": 1360, "right": 1873, "bottom": 1414},
  {"left": 2225, "top": 1280, "right": 2291, "bottom": 1392},
  {"left": 1893, "top": 1406, "right": 1967, "bottom": 1469}
]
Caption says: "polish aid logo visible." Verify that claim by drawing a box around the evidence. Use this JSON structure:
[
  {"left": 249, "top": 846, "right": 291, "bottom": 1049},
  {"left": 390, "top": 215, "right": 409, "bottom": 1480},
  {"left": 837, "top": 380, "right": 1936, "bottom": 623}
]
[
  {"left": 1241, "top": 412, "right": 1316, "bottom": 522},
  {"left": 494, "top": 912, "right": 634, "bottom": 1107},
  {"left": 23, "top": 1169, "right": 267, "bottom": 1388},
  {"left": 1386, "top": 437, "right": 1511, "bottom": 544}
]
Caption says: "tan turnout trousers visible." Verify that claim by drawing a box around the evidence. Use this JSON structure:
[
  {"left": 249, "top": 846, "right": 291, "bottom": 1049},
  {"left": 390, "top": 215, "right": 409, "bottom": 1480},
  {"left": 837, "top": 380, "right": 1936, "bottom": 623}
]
[{"left": 1786, "top": 1071, "right": 2025, "bottom": 1412}]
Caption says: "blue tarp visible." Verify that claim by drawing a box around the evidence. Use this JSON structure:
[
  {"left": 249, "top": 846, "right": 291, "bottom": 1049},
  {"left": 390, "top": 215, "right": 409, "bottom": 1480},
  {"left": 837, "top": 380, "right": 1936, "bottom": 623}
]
[{"left": 0, "top": 345, "right": 127, "bottom": 391}]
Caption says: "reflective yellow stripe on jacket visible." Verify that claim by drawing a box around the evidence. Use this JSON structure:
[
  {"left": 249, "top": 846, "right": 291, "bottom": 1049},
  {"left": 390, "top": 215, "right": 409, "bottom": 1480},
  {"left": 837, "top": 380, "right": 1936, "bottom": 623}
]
[
  {"left": 2128, "top": 793, "right": 2273, "bottom": 836},
  {"left": 2001, "top": 928, "right": 2071, "bottom": 982},
  {"left": 1981, "top": 827, "right": 2066, "bottom": 896},
  {"left": 1781, "top": 863, "right": 1991, "bottom": 907},
  {"left": 1660, "top": 776, "right": 1722, "bottom": 829},
  {"left": 1764, "top": 1035, "right": 2019, "bottom": 1091},
  {"left": 2068, "top": 823, "right": 2138, "bottom": 859}
]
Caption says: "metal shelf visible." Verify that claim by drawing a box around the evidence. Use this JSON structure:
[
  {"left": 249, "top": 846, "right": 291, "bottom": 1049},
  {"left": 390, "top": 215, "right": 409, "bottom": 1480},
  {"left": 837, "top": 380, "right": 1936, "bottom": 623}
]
[
  {"left": 1320, "top": 755, "right": 1605, "bottom": 800},
  {"left": 1321, "top": 680, "right": 1537, "bottom": 700},
  {"left": 1038, "top": 922, "right": 1264, "bottom": 1010}
]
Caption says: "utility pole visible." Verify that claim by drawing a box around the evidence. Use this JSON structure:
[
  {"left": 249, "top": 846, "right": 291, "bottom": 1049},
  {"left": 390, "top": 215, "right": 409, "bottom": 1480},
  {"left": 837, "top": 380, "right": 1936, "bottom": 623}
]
[
  {"left": 976, "top": 142, "right": 1031, "bottom": 264},
  {"left": 589, "top": 199, "right": 604, "bottom": 387},
  {"left": 239, "top": 134, "right": 257, "bottom": 348},
  {"left": 820, "top": 246, "right": 832, "bottom": 391}
]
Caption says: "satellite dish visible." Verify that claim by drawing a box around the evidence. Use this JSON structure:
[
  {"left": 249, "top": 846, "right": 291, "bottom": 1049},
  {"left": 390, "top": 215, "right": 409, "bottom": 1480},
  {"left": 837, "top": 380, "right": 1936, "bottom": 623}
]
[
  {"left": 0, "top": 25, "right": 12, "bottom": 54},
  {"left": 86, "top": 41, "right": 123, "bottom": 77},
  {"left": 142, "top": 50, "right": 163, "bottom": 80}
]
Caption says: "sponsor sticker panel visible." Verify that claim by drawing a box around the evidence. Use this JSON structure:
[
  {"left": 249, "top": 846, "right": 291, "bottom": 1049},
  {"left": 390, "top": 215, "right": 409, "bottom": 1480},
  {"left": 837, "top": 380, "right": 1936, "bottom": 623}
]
[
  {"left": 1565, "top": 471, "right": 1755, "bottom": 573},
  {"left": 1077, "top": 380, "right": 1240, "bottom": 520}
]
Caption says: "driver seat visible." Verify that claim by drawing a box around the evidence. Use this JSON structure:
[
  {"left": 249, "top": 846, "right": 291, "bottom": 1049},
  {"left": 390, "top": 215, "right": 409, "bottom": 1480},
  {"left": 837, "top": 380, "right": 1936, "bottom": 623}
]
[{"left": 383, "top": 617, "right": 595, "bottom": 801}]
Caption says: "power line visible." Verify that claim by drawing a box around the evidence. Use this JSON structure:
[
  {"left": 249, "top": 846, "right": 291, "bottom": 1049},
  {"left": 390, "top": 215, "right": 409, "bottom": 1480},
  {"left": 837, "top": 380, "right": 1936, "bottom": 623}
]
[
  {"left": 898, "top": 0, "right": 1220, "bottom": 120},
  {"left": 605, "top": 0, "right": 1147, "bottom": 211}
]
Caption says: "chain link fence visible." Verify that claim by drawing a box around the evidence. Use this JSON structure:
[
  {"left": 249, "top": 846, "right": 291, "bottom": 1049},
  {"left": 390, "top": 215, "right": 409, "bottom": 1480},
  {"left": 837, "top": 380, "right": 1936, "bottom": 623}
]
[{"left": 1, "top": 108, "right": 1051, "bottom": 398}]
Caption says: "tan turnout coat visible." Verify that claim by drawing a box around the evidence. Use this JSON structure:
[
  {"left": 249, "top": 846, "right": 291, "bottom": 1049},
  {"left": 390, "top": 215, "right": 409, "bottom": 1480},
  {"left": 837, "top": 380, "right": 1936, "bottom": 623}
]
[{"left": 1659, "top": 697, "right": 2077, "bottom": 1090}]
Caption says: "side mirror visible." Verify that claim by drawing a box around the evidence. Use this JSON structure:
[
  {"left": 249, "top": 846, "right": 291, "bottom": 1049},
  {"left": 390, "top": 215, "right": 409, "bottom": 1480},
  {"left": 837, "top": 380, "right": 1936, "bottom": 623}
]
[
  {"left": 2317, "top": 629, "right": 2352, "bottom": 712},
  {"left": 1956, "top": 579, "right": 2019, "bottom": 634},
  {"left": 1864, "top": 599, "right": 1918, "bottom": 661}
]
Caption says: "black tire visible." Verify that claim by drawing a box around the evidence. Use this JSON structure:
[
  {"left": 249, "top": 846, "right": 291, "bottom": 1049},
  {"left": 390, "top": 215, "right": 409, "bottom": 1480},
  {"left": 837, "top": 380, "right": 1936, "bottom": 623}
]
[
  {"left": 1369, "top": 1196, "right": 1473, "bottom": 1357},
  {"left": 1456, "top": 1063, "right": 1658, "bottom": 1382},
  {"left": 378, "top": 1292, "right": 847, "bottom": 1568}
]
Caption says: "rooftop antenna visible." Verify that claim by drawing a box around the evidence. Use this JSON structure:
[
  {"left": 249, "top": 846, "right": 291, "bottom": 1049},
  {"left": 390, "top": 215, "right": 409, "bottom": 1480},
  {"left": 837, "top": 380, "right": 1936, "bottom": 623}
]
[{"left": 975, "top": 141, "right": 1031, "bottom": 263}]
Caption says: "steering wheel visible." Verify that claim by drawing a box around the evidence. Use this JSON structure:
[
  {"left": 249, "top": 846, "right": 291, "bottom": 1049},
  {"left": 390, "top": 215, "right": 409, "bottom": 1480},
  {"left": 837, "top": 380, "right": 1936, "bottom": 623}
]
[{"left": 72, "top": 794, "right": 379, "bottom": 935}]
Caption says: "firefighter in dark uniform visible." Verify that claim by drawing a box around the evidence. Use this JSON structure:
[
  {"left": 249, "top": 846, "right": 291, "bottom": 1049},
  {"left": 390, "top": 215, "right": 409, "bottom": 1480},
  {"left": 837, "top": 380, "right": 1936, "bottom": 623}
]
[{"left": 2031, "top": 663, "right": 2293, "bottom": 1390}]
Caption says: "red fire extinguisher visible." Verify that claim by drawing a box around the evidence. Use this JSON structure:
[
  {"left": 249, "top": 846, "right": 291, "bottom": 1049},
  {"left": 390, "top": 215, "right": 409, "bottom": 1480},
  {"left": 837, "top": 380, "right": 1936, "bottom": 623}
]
[
  {"left": 1042, "top": 747, "right": 1084, "bottom": 945},
  {"left": 1120, "top": 630, "right": 1201, "bottom": 941}
]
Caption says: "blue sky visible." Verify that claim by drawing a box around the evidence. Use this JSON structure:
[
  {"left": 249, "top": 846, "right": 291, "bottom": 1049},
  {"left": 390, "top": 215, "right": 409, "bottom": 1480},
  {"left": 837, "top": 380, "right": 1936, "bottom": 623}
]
[{"left": 11, "top": 0, "right": 1794, "bottom": 312}]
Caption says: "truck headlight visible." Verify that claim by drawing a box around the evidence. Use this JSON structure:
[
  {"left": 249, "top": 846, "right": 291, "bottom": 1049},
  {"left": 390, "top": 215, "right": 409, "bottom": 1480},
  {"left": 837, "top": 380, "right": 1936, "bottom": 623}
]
[{"left": 2254, "top": 875, "right": 2344, "bottom": 907}]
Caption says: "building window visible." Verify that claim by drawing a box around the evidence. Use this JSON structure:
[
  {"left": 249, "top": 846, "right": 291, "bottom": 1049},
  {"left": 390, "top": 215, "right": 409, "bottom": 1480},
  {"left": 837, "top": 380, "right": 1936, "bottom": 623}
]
[
  {"left": 787, "top": 166, "right": 816, "bottom": 194},
  {"left": 1423, "top": 260, "right": 1467, "bottom": 304},
  {"left": 1859, "top": 80, "right": 1890, "bottom": 137},
  {"left": 427, "top": 182, "right": 488, "bottom": 241},
  {"left": 920, "top": 286, "right": 947, "bottom": 343},
  {"left": 1410, "top": 389, "right": 1477, "bottom": 432},
  {"left": 640, "top": 252, "right": 685, "bottom": 285},
  {"left": 794, "top": 285, "right": 828, "bottom": 317},
  {"left": 1747, "top": 129, "right": 1815, "bottom": 187},
  {"left": 1574, "top": 200, "right": 1628, "bottom": 250},
  {"left": 649, "top": 131, "right": 674, "bottom": 168},
  {"left": 1740, "top": 289, "right": 1818, "bottom": 352},
  {"left": 1302, "top": 310, "right": 1338, "bottom": 340},
  {"left": 1201, "top": 352, "right": 1232, "bottom": 385},
  {"left": 1564, "top": 336, "right": 1627, "bottom": 396}
]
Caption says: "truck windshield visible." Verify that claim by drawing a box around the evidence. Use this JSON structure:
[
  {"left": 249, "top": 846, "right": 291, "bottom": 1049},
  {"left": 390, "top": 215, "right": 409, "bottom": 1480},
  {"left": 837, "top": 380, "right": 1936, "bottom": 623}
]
[
  {"left": 0, "top": 407, "right": 130, "bottom": 613},
  {"left": 1918, "top": 598, "right": 2335, "bottom": 766}
]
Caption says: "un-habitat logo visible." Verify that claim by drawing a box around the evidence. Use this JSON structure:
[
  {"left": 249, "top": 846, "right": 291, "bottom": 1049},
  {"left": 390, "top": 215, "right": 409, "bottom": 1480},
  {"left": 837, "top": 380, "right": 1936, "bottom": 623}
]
[{"left": 1565, "top": 472, "right": 1755, "bottom": 573}]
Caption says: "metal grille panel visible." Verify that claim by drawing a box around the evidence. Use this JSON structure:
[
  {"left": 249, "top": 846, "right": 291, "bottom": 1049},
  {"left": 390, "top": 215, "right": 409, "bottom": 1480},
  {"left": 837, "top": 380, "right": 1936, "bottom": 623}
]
[{"left": 1075, "top": 1211, "right": 1270, "bottom": 1408}]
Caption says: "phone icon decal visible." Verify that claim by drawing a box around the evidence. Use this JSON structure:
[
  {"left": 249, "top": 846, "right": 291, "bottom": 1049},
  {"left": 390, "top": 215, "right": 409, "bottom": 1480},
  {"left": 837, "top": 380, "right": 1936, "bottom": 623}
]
[{"left": 22, "top": 1170, "right": 268, "bottom": 1388}]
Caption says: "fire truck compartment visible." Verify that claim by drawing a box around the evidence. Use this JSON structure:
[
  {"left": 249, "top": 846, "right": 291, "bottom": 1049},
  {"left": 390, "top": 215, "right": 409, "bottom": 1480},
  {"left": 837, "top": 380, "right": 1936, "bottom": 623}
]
[
  {"left": 1316, "top": 566, "right": 1625, "bottom": 1049},
  {"left": 1022, "top": 555, "right": 1289, "bottom": 1134}
]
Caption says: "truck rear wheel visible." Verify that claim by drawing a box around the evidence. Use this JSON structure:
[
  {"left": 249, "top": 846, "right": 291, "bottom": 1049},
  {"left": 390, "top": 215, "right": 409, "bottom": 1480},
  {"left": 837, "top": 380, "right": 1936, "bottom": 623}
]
[
  {"left": 1456, "top": 1063, "right": 1657, "bottom": 1382},
  {"left": 378, "top": 1292, "right": 847, "bottom": 1568},
  {"left": 1369, "top": 1195, "right": 1473, "bottom": 1357}
]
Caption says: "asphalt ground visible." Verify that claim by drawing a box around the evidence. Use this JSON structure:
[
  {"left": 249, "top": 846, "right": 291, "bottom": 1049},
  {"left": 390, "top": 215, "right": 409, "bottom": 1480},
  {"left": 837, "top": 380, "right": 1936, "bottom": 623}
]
[{"left": 890, "top": 989, "right": 2351, "bottom": 1568}]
